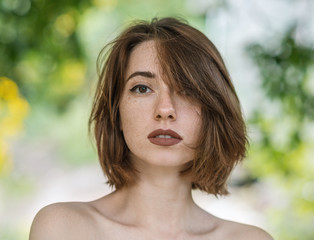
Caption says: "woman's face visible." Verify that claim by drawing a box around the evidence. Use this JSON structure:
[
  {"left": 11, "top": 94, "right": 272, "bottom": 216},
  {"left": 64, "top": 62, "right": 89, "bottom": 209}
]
[{"left": 119, "top": 40, "right": 201, "bottom": 169}]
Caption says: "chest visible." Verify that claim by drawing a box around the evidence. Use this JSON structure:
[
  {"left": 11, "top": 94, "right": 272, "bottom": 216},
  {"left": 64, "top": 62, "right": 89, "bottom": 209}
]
[{"left": 90, "top": 224, "right": 215, "bottom": 240}]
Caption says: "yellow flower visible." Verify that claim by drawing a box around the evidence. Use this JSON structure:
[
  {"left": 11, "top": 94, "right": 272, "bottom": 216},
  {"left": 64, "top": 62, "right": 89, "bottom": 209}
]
[
  {"left": 0, "top": 77, "right": 30, "bottom": 175},
  {"left": 0, "top": 139, "right": 12, "bottom": 174}
]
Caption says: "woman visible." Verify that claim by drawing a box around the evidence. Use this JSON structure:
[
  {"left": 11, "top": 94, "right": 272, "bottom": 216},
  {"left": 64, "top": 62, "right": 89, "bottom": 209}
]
[{"left": 30, "top": 17, "right": 273, "bottom": 239}]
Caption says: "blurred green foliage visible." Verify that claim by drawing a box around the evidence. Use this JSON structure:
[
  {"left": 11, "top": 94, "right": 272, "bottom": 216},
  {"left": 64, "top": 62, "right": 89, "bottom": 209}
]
[
  {"left": 0, "top": 0, "right": 91, "bottom": 111},
  {"left": 247, "top": 25, "right": 314, "bottom": 239}
]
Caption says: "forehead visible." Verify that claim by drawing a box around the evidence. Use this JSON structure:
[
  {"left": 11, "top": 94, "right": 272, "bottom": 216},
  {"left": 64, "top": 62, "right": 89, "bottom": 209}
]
[{"left": 126, "top": 40, "right": 160, "bottom": 77}]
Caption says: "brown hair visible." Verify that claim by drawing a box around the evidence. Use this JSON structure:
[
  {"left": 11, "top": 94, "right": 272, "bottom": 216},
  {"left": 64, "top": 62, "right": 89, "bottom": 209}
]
[{"left": 89, "top": 17, "right": 248, "bottom": 195}]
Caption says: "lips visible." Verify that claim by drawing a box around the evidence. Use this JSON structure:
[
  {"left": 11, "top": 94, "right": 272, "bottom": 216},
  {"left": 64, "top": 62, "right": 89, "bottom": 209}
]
[{"left": 147, "top": 129, "right": 182, "bottom": 146}]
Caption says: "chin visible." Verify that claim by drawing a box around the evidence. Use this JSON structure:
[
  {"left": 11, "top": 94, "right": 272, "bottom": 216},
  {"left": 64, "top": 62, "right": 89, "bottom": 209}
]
[{"left": 131, "top": 151, "right": 194, "bottom": 169}]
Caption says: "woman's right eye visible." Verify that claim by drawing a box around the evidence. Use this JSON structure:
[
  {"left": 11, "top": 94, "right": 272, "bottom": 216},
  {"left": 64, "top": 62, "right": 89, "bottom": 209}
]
[{"left": 130, "top": 85, "right": 152, "bottom": 94}]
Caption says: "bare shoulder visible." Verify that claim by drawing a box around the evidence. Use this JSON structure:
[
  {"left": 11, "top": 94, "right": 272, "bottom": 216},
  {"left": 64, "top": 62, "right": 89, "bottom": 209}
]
[
  {"left": 219, "top": 219, "right": 273, "bottom": 240},
  {"left": 192, "top": 207, "right": 273, "bottom": 240},
  {"left": 29, "top": 202, "right": 98, "bottom": 240}
]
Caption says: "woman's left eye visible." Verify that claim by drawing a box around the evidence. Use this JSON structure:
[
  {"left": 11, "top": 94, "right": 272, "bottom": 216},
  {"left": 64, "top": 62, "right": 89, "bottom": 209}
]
[{"left": 130, "top": 85, "right": 152, "bottom": 94}]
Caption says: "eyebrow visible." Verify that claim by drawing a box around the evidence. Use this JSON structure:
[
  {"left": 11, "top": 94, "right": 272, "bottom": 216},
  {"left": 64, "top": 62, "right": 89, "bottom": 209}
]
[{"left": 126, "top": 71, "right": 155, "bottom": 81}]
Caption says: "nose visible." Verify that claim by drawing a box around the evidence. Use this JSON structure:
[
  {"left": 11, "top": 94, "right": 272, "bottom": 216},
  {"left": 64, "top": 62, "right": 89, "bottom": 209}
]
[{"left": 154, "top": 88, "right": 176, "bottom": 121}]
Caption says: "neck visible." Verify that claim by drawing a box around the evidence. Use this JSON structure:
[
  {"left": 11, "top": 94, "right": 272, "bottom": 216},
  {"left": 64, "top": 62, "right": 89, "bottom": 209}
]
[{"left": 109, "top": 165, "right": 197, "bottom": 234}]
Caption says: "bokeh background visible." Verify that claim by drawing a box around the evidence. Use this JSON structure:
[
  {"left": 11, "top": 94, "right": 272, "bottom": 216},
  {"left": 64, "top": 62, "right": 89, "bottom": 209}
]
[{"left": 1, "top": 0, "right": 314, "bottom": 239}]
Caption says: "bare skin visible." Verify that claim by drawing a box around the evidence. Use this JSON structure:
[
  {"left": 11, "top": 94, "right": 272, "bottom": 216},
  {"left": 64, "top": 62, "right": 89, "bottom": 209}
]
[
  {"left": 29, "top": 41, "right": 273, "bottom": 240},
  {"left": 29, "top": 181, "right": 273, "bottom": 240}
]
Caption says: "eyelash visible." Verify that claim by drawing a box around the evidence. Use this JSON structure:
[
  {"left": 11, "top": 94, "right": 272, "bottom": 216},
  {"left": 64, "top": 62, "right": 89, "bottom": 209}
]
[{"left": 130, "top": 84, "right": 152, "bottom": 94}]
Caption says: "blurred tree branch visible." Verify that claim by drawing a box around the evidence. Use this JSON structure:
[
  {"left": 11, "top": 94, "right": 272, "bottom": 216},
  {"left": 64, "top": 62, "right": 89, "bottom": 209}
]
[{"left": 246, "top": 22, "right": 314, "bottom": 239}]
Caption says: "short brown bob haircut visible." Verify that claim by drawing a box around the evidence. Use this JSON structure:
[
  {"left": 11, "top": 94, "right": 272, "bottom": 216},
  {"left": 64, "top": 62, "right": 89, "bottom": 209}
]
[{"left": 89, "top": 17, "right": 248, "bottom": 195}]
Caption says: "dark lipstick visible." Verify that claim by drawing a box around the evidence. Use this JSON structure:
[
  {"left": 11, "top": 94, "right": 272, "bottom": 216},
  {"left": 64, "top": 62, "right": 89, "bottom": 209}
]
[{"left": 147, "top": 129, "right": 182, "bottom": 146}]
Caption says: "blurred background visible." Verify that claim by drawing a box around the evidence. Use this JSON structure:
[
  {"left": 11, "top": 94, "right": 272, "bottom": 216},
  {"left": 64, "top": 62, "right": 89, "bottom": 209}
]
[{"left": 1, "top": 0, "right": 314, "bottom": 239}]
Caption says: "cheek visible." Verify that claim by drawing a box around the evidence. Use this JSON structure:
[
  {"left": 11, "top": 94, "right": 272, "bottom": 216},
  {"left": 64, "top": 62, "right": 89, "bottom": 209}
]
[
  {"left": 119, "top": 98, "right": 148, "bottom": 140},
  {"left": 119, "top": 95, "right": 133, "bottom": 130},
  {"left": 185, "top": 107, "right": 202, "bottom": 144}
]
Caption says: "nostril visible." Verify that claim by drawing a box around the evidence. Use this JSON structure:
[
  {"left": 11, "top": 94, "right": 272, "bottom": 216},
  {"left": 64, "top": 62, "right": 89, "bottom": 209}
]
[{"left": 155, "top": 114, "right": 175, "bottom": 120}]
